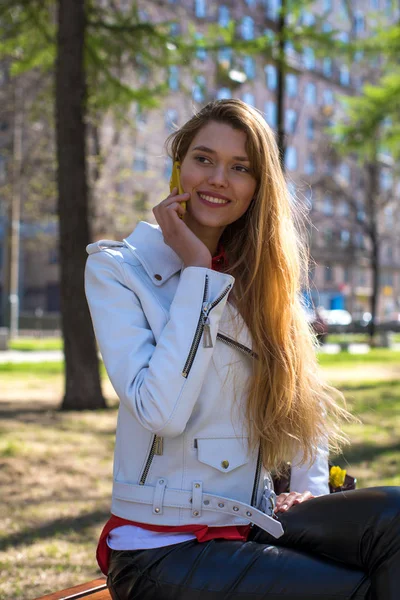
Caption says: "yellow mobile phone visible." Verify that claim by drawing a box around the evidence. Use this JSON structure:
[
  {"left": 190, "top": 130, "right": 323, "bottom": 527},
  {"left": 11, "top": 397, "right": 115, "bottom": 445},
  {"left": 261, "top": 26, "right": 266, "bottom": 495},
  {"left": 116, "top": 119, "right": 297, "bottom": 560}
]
[{"left": 169, "top": 161, "right": 187, "bottom": 219}]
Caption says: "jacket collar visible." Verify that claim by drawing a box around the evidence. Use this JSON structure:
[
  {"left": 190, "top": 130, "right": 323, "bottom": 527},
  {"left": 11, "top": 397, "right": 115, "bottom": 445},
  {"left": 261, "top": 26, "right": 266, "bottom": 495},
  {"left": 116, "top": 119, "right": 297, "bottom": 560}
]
[
  {"left": 123, "top": 221, "right": 184, "bottom": 287},
  {"left": 123, "top": 222, "right": 253, "bottom": 351}
]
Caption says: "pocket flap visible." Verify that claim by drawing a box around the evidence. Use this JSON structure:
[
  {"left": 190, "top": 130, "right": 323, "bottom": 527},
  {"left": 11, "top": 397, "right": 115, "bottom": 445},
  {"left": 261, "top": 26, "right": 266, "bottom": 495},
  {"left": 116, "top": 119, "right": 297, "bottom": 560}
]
[{"left": 196, "top": 437, "right": 249, "bottom": 473}]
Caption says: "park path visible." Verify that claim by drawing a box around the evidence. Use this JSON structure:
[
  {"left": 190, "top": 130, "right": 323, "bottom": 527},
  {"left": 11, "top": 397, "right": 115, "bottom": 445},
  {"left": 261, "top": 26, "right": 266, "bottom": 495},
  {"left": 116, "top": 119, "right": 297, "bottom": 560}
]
[
  {"left": 0, "top": 349, "right": 63, "bottom": 363},
  {"left": 323, "top": 363, "right": 400, "bottom": 383}
]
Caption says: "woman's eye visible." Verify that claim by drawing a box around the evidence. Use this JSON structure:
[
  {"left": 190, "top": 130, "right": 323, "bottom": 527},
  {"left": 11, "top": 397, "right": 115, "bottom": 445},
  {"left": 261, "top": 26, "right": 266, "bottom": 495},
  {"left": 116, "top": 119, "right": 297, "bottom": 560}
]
[
  {"left": 195, "top": 156, "right": 250, "bottom": 173},
  {"left": 195, "top": 156, "right": 212, "bottom": 164}
]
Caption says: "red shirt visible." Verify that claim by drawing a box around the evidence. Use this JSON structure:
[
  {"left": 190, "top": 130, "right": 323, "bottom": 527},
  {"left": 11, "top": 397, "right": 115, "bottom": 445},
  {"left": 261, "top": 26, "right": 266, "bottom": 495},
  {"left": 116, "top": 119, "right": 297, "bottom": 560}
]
[{"left": 97, "top": 241, "right": 251, "bottom": 575}]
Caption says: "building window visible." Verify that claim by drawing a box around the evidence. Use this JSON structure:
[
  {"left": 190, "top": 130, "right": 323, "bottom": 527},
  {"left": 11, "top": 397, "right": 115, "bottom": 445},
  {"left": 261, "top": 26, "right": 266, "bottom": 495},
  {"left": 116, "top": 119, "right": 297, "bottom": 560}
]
[
  {"left": 322, "top": 88, "right": 334, "bottom": 105},
  {"left": 286, "top": 73, "right": 298, "bottom": 97},
  {"left": 285, "top": 108, "right": 297, "bottom": 134},
  {"left": 49, "top": 248, "right": 59, "bottom": 264},
  {"left": 241, "top": 16, "right": 255, "bottom": 40},
  {"left": 195, "top": 33, "right": 207, "bottom": 61},
  {"left": 340, "top": 230, "right": 350, "bottom": 247},
  {"left": 323, "top": 57, "right": 332, "bottom": 77},
  {"left": 0, "top": 154, "right": 6, "bottom": 182},
  {"left": 303, "top": 47, "right": 315, "bottom": 70},
  {"left": 168, "top": 65, "right": 179, "bottom": 90},
  {"left": 285, "top": 146, "right": 297, "bottom": 171},
  {"left": 242, "top": 92, "right": 255, "bottom": 106},
  {"left": 302, "top": 11, "right": 315, "bottom": 26},
  {"left": 305, "top": 154, "right": 316, "bottom": 175},
  {"left": 265, "top": 101, "right": 277, "bottom": 127},
  {"left": 195, "top": 0, "right": 206, "bottom": 18},
  {"left": 244, "top": 56, "right": 256, "bottom": 79},
  {"left": 265, "top": 64, "right": 277, "bottom": 90},
  {"left": 323, "top": 194, "right": 334, "bottom": 215},
  {"left": 339, "top": 199, "right": 349, "bottom": 216},
  {"left": 265, "top": 0, "right": 281, "bottom": 20},
  {"left": 339, "top": 65, "right": 350, "bottom": 86},
  {"left": 305, "top": 82, "right": 317, "bottom": 104},
  {"left": 192, "top": 75, "right": 206, "bottom": 102},
  {"left": 133, "top": 148, "right": 147, "bottom": 172},
  {"left": 306, "top": 117, "right": 315, "bottom": 140},
  {"left": 354, "top": 11, "right": 365, "bottom": 34},
  {"left": 324, "top": 266, "right": 333, "bottom": 282},
  {"left": 165, "top": 109, "right": 178, "bottom": 132},
  {"left": 169, "top": 22, "right": 180, "bottom": 36},
  {"left": 354, "top": 232, "right": 365, "bottom": 248},
  {"left": 218, "top": 5, "right": 230, "bottom": 27},
  {"left": 218, "top": 47, "right": 232, "bottom": 68},
  {"left": 217, "top": 87, "right": 231, "bottom": 100},
  {"left": 381, "top": 170, "right": 393, "bottom": 190},
  {"left": 339, "top": 162, "right": 350, "bottom": 183},
  {"left": 164, "top": 157, "right": 173, "bottom": 180}
]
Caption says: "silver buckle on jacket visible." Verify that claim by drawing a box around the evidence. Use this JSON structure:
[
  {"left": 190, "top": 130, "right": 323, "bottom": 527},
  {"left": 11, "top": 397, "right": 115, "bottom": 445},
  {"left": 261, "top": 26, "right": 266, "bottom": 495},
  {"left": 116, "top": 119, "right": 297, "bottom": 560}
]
[{"left": 258, "top": 476, "right": 277, "bottom": 517}]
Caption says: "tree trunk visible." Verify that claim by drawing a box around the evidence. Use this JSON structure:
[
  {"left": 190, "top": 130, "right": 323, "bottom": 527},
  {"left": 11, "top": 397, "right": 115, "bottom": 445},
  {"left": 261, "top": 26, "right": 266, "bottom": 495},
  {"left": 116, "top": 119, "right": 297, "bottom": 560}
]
[
  {"left": 366, "top": 161, "right": 379, "bottom": 342},
  {"left": 276, "top": 0, "right": 286, "bottom": 169},
  {"left": 55, "top": 0, "right": 106, "bottom": 410}
]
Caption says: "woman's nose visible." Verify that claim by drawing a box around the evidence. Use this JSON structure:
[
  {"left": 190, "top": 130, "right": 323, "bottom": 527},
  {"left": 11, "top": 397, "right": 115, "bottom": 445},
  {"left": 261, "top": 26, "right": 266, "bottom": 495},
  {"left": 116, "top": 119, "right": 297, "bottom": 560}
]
[{"left": 207, "top": 166, "right": 229, "bottom": 187}]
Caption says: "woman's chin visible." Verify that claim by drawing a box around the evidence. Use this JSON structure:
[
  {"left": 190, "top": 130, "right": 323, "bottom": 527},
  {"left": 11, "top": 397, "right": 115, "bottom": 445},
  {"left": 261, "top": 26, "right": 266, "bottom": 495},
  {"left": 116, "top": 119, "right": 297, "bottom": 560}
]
[{"left": 186, "top": 207, "right": 228, "bottom": 229}]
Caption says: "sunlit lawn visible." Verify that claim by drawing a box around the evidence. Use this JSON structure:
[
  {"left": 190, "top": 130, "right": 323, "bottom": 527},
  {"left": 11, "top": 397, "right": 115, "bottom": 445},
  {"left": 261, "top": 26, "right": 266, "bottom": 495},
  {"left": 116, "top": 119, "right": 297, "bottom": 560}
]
[{"left": 0, "top": 357, "right": 399, "bottom": 599}]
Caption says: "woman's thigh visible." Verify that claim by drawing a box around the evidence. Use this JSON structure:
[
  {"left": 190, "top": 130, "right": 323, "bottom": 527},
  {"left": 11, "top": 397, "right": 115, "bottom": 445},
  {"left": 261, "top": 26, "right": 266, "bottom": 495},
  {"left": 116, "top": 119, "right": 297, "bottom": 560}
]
[{"left": 107, "top": 539, "right": 369, "bottom": 600}]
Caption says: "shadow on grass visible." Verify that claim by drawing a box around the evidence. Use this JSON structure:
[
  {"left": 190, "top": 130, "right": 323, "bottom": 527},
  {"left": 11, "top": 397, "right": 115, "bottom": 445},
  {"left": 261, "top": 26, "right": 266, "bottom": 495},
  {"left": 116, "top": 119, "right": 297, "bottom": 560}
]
[
  {"left": 339, "top": 441, "right": 400, "bottom": 465},
  {"left": 0, "top": 401, "right": 116, "bottom": 425},
  {"left": 0, "top": 509, "right": 110, "bottom": 552},
  {"left": 339, "top": 380, "right": 400, "bottom": 393}
]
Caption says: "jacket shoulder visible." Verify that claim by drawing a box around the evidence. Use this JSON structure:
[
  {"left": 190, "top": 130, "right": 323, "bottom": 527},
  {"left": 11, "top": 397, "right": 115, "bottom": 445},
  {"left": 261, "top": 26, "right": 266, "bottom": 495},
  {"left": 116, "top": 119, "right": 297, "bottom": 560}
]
[{"left": 86, "top": 240, "right": 140, "bottom": 267}]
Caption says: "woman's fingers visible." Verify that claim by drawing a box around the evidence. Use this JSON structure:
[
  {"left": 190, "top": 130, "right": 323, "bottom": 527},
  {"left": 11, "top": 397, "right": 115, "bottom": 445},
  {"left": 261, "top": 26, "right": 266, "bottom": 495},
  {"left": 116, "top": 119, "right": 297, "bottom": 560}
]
[{"left": 274, "top": 491, "right": 315, "bottom": 513}]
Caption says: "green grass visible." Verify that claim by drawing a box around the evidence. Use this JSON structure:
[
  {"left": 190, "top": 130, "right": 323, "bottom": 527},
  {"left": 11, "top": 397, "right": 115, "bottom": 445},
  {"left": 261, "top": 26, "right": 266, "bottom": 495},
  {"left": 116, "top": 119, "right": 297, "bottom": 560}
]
[
  {"left": 9, "top": 337, "right": 63, "bottom": 351},
  {"left": 317, "top": 348, "right": 400, "bottom": 365},
  {"left": 327, "top": 334, "right": 370, "bottom": 344},
  {"left": 0, "top": 372, "right": 399, "bottom": 598},
  {"left": 0, "top": 362, "right": 108, "bottom": 377}
]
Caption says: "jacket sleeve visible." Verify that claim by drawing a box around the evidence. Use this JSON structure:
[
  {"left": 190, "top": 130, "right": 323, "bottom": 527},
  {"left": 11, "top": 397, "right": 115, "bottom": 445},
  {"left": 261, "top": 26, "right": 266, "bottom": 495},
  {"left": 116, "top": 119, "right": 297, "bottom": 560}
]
[
  {"left": 289, "top": 441, "right": 330, "bottom": 496},
  {"left": 84, "top": 250, "right": 235, "bottom": 438}
]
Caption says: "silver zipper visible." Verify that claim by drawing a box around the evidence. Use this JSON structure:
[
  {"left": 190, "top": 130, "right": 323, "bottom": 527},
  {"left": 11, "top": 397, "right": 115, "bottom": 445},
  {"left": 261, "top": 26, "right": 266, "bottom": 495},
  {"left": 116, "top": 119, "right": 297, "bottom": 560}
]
[
  {"left": 139, "top": 434, "right": 164, "bottom": 485},
  {"left": 182, "top": 275, "right": 232, "bottom": 378},
  {"left": 250, "top": 446, "right": 262, "bottom": 506},
  {"left": 216, "top": 333, "right": 258, "bottom": 360}
]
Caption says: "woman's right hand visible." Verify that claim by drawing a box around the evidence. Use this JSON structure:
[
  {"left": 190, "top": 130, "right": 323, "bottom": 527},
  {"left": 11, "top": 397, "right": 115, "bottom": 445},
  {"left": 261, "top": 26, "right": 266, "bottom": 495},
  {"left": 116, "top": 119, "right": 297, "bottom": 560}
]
[{"left": 153, "top": 187, "right": 212, "bottom": 269}]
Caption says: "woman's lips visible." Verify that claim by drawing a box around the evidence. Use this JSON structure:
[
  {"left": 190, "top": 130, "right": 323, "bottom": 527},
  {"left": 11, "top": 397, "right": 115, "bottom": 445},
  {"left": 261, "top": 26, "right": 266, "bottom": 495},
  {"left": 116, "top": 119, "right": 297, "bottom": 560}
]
[{"left": 197, "top": 192, "right": 231, "bottom": 208}]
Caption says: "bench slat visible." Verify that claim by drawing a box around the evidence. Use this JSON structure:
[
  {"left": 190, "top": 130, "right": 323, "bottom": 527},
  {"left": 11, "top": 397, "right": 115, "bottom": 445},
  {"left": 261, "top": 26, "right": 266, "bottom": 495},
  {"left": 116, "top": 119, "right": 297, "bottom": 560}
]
[{"left": 32, "top": 578, "right": 110, "bottom": 600}]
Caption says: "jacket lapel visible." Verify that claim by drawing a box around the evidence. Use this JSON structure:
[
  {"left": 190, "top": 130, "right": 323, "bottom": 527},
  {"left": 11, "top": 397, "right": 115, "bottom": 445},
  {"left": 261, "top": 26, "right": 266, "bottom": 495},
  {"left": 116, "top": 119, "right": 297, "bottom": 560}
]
[{"left": 123, "top": 221, "right": 184, "bottom": 287}]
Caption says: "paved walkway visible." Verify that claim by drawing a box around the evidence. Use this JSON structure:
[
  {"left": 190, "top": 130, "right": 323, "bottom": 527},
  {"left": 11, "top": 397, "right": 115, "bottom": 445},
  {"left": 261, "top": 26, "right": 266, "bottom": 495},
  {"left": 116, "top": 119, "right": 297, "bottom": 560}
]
[{"left": 0, "top": 350, "right": 64, "bottom": 363}]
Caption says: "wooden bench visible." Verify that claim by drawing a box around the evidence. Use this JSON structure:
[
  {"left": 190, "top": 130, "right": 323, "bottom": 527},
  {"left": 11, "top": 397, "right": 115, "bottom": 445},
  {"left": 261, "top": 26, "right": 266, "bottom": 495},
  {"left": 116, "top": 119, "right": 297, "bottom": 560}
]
[{"left": 33, "top": 578, "right": 110, "bottom": 600}]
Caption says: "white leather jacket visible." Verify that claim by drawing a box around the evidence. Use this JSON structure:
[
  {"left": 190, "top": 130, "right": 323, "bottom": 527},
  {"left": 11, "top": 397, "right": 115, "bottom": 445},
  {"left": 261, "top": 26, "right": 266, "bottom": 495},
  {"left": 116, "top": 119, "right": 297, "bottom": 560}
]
[{"left": 85, "top": 221, "right": 329, "bottom": 539}]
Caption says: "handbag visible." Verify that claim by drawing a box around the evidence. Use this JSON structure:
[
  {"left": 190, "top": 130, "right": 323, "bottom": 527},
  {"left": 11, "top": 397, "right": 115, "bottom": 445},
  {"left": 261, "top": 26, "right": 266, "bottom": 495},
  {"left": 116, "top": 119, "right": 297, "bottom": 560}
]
[{"left": 272, "top": 463, "right": 356, "bottom": 496}]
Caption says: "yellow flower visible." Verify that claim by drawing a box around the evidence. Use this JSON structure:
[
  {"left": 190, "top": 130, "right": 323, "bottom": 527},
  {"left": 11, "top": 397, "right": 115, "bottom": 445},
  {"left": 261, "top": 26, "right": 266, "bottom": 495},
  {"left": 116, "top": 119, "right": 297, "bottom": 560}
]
[{"left": 329, "top": 465, "right": 347, "bottom": 488}]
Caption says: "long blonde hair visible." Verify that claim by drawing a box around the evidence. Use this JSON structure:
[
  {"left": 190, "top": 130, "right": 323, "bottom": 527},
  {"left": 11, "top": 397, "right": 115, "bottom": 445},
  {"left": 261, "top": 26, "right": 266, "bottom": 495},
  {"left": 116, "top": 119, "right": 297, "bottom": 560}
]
[{"left": 165, "top": 99, "right": 351, "bottom": 472}]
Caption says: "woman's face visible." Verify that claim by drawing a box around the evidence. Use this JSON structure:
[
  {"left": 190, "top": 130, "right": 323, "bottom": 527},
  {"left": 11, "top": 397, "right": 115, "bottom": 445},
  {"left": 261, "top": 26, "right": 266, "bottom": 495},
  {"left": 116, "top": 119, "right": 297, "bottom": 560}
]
[{"left": 179, "top": 121, "right": 257, "bottom": 229}]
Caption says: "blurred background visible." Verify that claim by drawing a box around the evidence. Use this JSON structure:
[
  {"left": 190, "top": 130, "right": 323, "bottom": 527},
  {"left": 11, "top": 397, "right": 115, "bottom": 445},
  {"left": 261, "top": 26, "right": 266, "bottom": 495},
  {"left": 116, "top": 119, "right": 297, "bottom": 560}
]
[{"left": 0, "top": 1, "right": 399, "bottom": 598}]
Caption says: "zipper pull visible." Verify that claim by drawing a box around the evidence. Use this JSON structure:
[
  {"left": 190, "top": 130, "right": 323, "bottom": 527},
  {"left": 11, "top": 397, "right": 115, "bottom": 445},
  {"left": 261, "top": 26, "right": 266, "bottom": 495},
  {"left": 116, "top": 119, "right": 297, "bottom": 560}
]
[
  {"left": 202, "top": 315, "right": 213, "bottom": 348},
  {"left": 154, "top": 436, "right": 164, "bottom": 455}
]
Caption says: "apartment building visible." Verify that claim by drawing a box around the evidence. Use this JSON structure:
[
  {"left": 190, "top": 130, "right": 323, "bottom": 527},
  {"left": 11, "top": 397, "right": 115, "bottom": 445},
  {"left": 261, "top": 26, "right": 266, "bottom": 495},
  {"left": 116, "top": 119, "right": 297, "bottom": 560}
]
[{"left": 0, "top": 0, "right": 399, "bottom": 324}]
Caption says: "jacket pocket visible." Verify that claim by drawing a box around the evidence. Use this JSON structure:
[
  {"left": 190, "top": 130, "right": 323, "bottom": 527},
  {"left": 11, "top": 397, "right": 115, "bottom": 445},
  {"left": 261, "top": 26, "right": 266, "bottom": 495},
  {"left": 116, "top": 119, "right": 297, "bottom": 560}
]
[{"left": 195, "top": 437, "right": 250, "bottom": 473}]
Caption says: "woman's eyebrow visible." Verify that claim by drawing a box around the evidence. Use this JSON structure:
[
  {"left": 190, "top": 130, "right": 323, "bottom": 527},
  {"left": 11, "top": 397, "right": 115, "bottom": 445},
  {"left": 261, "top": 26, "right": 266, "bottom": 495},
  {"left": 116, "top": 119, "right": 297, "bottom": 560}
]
[{"left": 191, "top": 145, "right": 250, "bottom": 162}]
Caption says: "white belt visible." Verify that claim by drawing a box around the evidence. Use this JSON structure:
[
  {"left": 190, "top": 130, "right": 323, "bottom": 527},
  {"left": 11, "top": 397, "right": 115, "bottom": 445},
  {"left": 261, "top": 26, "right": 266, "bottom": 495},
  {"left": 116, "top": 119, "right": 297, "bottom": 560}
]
[{"left": 113, "top": 478, "right": 284, "bottom": 539}]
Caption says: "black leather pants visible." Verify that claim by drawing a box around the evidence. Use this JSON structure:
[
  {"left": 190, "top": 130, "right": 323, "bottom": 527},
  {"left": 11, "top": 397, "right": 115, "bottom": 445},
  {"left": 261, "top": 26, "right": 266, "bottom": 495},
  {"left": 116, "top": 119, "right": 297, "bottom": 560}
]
[{"left": 107, "top": 486, "right": 400, "bottom": 599}]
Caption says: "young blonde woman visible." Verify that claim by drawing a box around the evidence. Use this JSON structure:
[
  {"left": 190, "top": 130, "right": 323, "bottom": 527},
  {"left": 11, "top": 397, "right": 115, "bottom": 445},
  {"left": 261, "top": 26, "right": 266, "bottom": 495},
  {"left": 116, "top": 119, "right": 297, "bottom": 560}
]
[{"left": 85, "top": 99, "right": 400, "bottom": 599}]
